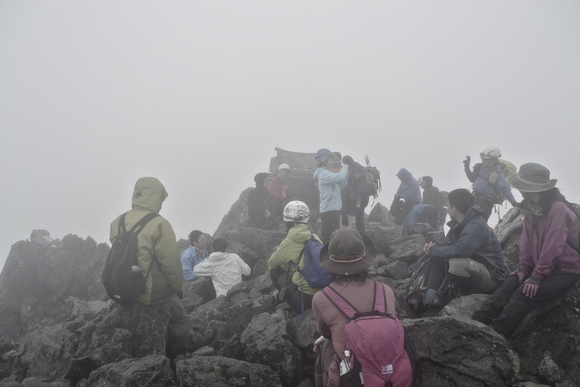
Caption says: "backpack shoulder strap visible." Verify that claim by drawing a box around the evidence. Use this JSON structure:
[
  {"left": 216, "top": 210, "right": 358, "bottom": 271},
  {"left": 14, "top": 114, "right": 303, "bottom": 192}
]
[
  {"left": 321, "top": 286, "right": 356, "bottom": 320},
  {"left": 128, "top": 212, "right": 159, "bottom": 235},
  {"left": 292, "top": 236, "right": 315, "bottom": 273},
  {"left": 118, "top": 212, "right": 127, "bottom": 235}
]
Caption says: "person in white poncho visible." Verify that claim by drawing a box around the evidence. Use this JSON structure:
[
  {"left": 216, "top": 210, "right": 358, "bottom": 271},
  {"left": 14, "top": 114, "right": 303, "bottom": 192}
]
[{"left": 193, "top": 238, "right": 251, "bottom": 297}]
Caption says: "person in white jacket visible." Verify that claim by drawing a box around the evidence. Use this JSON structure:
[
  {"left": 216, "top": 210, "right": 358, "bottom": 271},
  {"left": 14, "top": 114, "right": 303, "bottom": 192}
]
[{"left": 193, "top": 238, "right": 251, "bottom": 297}]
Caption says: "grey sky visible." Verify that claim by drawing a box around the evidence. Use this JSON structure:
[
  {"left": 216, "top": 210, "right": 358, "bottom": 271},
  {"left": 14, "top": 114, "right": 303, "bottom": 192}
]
[{"left": 1, "top": 1, "right": 579, "bottom": 269}]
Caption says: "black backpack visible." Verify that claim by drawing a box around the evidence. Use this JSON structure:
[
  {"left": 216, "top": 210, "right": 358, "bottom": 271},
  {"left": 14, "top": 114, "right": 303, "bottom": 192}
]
[
  {"left": 361, "top": 155, "right": 382, "bottom": 199},
  {"left": 102, "top": 212, "right": 158, "bottom": 305}
]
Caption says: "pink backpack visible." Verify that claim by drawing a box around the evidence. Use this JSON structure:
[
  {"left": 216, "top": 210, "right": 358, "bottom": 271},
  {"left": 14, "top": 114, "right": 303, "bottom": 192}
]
[{"left": 322, "top": 282, "right": 422, "bottom": 387}]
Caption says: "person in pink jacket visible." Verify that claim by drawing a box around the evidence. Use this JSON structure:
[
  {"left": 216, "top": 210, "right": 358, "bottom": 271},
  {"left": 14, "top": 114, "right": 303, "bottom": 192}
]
[
  {"left": 472, "top": 163, "right": 580, "bottom": 336},
  {"left": 311, "top": 229, "right": 397, "bottom": 387}
]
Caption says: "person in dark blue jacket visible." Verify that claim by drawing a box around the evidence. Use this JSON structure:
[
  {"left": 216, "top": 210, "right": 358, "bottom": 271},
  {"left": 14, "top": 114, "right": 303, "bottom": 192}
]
[
  {"left": 464, "top": 146, "right": 517, "bottom": 222},
  {"left": 422, "top": 188, "right": 507, "bottom": 307},
  {"left": 391, "top": 168, "right": 422, "bottom": 226}
]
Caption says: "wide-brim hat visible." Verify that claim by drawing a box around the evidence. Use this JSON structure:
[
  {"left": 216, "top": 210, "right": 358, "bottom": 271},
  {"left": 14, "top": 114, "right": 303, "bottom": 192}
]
[
  {"left": 320, "top": 229, "right": 376, "bottom": 276},
  {"left": 507, "top": 162, "right": 558, "bottom": 193}
]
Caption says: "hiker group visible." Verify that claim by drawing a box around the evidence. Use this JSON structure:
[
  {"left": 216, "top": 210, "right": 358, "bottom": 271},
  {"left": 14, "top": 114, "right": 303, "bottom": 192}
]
[{"left": 103, "top": 145, "right": 580, "bottom": 387}]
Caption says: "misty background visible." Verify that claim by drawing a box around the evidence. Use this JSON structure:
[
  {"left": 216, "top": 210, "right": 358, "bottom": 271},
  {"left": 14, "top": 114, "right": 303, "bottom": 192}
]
[{"left": 1, "top": 1, "right": 579, "bottom": 271}]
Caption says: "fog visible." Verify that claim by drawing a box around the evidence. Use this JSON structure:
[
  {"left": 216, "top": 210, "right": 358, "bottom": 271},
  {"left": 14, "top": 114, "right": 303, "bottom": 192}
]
[{"left": 1, "top": 1, "right": 579, "bottom": 270}]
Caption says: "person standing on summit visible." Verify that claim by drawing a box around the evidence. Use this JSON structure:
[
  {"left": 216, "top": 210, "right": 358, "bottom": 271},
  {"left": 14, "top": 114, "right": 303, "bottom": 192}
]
[
  {"left": 109, "top": 177, "right": 189, "bottom": 363},
  {"left": 314, "top": 149, "right": 349, "bottom": 243},
  {"left": 391, "top": 168, "right": 422, "bottom": 228},
  {"left": 464, "top": 146, "right": 518, "bottom": 222}
]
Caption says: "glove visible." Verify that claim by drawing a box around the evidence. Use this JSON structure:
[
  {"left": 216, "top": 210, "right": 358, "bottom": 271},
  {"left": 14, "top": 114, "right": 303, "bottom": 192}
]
[
  {"left": 522, "top": 276, "right": 541, "bottom": 298},
  {"left": 342, "top": 155, "right": 354, "bottom": 166},
  {"left": 509, "top": 269, "right": 526, "bottom": 284},
  {"left": 463, "top": 155, "right": 471, "bottom": 167},
  {"left": 176, "top": 290, "right": 184, "bottom": 300}
]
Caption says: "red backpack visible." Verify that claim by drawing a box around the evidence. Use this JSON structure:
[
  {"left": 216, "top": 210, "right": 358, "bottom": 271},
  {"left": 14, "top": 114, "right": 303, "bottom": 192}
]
[{"left": 322, "top": 282, "right": 422, "bottom": 387}]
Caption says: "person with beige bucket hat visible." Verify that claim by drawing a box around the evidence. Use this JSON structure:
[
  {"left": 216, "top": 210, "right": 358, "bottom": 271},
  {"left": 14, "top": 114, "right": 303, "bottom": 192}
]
[{"left": 472, "top": 162, "right": 580, "bottom": 336}]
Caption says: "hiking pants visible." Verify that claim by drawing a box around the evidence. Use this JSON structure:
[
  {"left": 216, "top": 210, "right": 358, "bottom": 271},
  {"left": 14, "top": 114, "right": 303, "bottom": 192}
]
[
  {"left": 473, "top": 192, "right": 496, "bottom": 222},
  {"left": 472, "top": 270, "right": 580, "bottom": 337},
  {"left": 320, "top": 210, "right": 340, "bottom": 244},
  {"left": 426, "top": 257, "right": 498, "bottom": 294},
  {"left": 271, "top": 267, "right": 313, "bottom": 312},
  {"left": 165, "top": 294, "right": 191, "bottom": 360},
  {"left": 355, "top": 195, "right": 369, "bottom": 233},
  {"left": 314, "top": 339, "right": 336, "bottom": 387}
]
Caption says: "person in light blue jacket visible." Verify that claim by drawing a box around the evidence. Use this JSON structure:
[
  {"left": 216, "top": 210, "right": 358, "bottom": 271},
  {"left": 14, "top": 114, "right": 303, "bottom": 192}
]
[{"left": 314, "top": 149, "right": 349, "bottom": 243}]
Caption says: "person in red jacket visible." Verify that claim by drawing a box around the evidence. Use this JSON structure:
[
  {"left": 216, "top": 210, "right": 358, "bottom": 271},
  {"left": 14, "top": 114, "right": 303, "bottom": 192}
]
[{"left": 472, "top": 163, "right": 580, "bottom": 336}]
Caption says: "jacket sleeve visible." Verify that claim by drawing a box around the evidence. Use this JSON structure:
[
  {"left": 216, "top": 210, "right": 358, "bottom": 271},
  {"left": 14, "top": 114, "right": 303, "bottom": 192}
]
[
  {"left": 317, "top": 165, "right": 349, "bottom": 185},
  {"left": 495, "top": 172, "right": 517, "bottom": 205},
  {"left": 238, "top": 256, "right": 251, "bottom": 276},
  {"left": 530, "top": 203, "right": 574, "bottom": 279},
  {"left": 180, "top": 250, "right": 197, "bottom": 281},
  {"left": 192, "top": 259, "right": 213, "bottom": 277},
  {"left": 268, "top": 237, "right": 293, "bottom": 270},
  {"left": 465, "top": 163, "right": 479, "bottom": 183},
  {"left": 518, "top": 215, "right": 533, "bottom": 275},
  {"left": 154, "top": 221, "right": 183, "bottom": 293},
  {"left": 429, "top": 221, "right": 489, "bottom": 259}
]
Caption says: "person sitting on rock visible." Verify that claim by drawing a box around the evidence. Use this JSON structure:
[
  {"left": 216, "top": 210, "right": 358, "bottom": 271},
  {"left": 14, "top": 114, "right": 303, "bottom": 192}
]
[
  {"left": 181, "top": 230, "right": 215, "bottom": 302},
  {"left": 402, "top": 203, "right": 439, "bottom": 236},
  {"left": 312, "top": 229, "right": 397, "bottom": 387},
  {"left": 472, "top": 163, "right": 580, "bottom": 337},
  {"left": 422, "top": 188, "right": 507, "bottom": 308},
  {"left": 268, "top": 200, "right": 323, "bottom": 312},
  {"left": 419, "top": 176, "right": 447, "bottom": 231},
  {"left": 247, "top": 172, "right": 271, "bottom": 229},
  {"left": 193, "top": 238, "right": 251, "bottom": 298}
]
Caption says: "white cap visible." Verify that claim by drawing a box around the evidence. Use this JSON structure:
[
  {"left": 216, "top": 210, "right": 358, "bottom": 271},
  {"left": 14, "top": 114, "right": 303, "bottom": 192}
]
[{"left": 278, "top": 164, "right": 290, "bottom": 171}]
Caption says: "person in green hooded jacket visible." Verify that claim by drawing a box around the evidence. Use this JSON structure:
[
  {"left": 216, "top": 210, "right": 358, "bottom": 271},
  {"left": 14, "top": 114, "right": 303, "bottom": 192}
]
[
  {"left": 109, "top": 177, "right": 189, "bottom": 361},
  {"left": 268, "top": 200, "right": 324, "bottom": 311}
]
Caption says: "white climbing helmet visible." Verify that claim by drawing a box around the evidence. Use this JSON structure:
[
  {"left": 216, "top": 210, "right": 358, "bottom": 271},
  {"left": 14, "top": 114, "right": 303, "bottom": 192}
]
[
  {"left": 480, "top": 146, "right": 501, "bottom": 159},
  {"left": 283, "top": 201, "right": 310, "bottom": 223}
]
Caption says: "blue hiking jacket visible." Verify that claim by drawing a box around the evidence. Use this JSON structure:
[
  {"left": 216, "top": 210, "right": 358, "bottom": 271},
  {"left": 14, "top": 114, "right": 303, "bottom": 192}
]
[
  {"left": 314, "top": 164, "right": 349, "bottom": 213},
  {"left": 396, "top": 168, "right": 422, "bottom": 204},
  {"left": 429, "top": 205, "right": 507, "bottom": 282}
]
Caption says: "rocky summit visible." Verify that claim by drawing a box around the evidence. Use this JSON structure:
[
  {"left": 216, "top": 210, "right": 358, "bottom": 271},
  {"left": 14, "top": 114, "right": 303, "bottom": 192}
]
[{"left": 1, "top": 195, "right": 580, "bottom": 386}]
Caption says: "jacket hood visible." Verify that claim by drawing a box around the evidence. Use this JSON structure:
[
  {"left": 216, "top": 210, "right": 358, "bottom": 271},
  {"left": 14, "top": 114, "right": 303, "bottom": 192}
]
[
  {"left": 397, "top": 168, "right": 413, "bottom": 182},
  {"left": 131, "top": 177, "right": 168, "bottom": 213},
  {"left": 208, "top": 251, "right": 229, "bottom": 262},
  {"left": 287, "top": 223, "right": 313, "bottom": 244}
]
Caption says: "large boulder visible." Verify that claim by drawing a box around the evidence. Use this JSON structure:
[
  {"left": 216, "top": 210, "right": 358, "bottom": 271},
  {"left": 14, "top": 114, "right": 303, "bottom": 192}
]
[
  {"left": 87, "top": 355, "right": 174, "bottom": 387},
  {"left": 176, "top": 355, "right": 282, "bottom": 387},
  {"left": 0, "top": 234, "right": 109, "bottom": 341},
  {"left": 240, "top": 309, "right": 305, "bottom": 387},
  {"left": 509, "top": 280, "right": 580, "bottom": 386},
  {"left": 405, "top": 316, "right": 518, "bottom": 386}
]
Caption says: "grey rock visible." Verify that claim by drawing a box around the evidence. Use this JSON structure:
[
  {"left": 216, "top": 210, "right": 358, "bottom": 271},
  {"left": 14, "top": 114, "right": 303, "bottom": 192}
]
[
  {"left": 440, "top": 293, "right": 491, "bottom": 319},
  {"left": 241, "top": 309, "right": 304, "bottom": 387},
  {"left": 176, "top": 355, "right": 282, "bottom": 387},
  {"left": 405, "top": 316, "right": 518, "bottom": 386},
  {"left": 87, "top": 355, "right": 174, "bottom": 387}
]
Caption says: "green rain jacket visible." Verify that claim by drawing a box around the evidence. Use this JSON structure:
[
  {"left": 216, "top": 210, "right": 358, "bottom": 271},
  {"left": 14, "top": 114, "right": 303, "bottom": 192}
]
[
  {"left": 109, "top": 177, "right": 183, "bottom": 305},
  {"left": 268, "top": 223, "right": 323, "bottom": 296}
]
